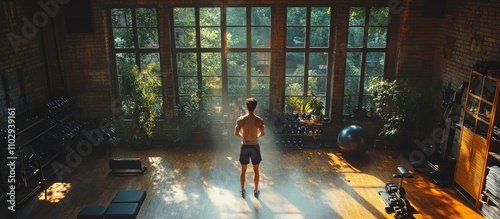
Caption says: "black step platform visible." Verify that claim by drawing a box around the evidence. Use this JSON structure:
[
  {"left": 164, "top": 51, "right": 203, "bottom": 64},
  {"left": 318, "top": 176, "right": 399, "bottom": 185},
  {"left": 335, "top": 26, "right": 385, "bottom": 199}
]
[{"left": 109, "top": 158, "right": 147, "bottom": 175}]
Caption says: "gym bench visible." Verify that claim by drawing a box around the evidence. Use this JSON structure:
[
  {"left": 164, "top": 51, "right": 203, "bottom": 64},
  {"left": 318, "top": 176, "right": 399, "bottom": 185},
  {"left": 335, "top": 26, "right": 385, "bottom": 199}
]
[{"left": 77, "top": 190, "right": 147, "bottom": 219}]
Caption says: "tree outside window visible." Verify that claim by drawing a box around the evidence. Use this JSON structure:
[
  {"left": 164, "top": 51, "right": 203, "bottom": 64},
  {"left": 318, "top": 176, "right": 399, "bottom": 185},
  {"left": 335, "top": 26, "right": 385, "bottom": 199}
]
[
  {"left": 173, "top": 7, "right": 271, "bottom": 118},
  {"left": 111, "top": 8, "right": 163, "bottom": 116},
  {"left": 285, "top": 7, "right": 332, "bottom": 114},
  {"left": 343, "top": 7, "right": 389, "bottom": 117}
]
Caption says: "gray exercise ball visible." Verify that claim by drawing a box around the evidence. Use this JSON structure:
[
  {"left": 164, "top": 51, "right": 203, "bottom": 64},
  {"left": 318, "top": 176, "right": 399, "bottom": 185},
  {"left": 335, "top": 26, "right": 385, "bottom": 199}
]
[{"left": 337, "top": 125, "right": 370, "bottom": 155}]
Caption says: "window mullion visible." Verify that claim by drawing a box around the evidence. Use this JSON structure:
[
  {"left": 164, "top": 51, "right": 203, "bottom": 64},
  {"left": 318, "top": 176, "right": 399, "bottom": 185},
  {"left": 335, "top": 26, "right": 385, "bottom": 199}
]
[
  {"left": 131, "top": 8, "right": 140, "bottom": 68},
  {"left": 195, "top": 8, "right": 203, "bottom": 91},
  {"left": 221, "top": 6, "right": 228, "bottom": 112},
  {"left": 246, "top": 7, "right": 252, "bottom": 98},
  {"left": 357, "top": 7, "right": 370, "bottom": 111},
  {"left": 303, "top": 7, "right": 311, "bottom": 98}
]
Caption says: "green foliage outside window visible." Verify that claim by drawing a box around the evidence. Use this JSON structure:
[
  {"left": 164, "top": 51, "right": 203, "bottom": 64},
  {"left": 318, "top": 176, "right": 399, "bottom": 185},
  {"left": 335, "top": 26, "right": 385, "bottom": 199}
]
[
  {"left": 343, "top": 7, "right": 388, "bottom": 116},
  {"left": 118, "top": 63, "right": 161, "bottom": 141}
]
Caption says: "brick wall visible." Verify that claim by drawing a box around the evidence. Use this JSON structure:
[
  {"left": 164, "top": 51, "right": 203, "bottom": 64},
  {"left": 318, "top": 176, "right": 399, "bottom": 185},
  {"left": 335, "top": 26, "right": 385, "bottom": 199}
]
[
  {"left": 434, "top": 0, "right": 500, "bottom": 88},
  {"left": 1, "top": 0, "right": 49, "bottom": 126}
]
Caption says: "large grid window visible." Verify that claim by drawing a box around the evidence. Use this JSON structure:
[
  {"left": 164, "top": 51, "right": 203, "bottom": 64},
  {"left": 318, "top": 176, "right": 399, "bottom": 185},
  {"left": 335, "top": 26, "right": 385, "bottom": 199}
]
[
  {"left": 173, "top": 7, "right": 271, "bottom": 116},
  {"left": 343, "top": 7, "right": 389, "bottom": 116},
  {"left": 285, "top": 7, "right": 332, "bottom": 114},
  {"left": 110, "top": 8, "right": 163, "bottom": 115}
]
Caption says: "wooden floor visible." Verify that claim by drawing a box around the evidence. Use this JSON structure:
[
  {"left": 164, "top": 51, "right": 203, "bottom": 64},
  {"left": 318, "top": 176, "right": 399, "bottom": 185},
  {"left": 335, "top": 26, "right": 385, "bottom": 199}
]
[{"left": 1, "top": 138, "right": 485, "bottom": 219}]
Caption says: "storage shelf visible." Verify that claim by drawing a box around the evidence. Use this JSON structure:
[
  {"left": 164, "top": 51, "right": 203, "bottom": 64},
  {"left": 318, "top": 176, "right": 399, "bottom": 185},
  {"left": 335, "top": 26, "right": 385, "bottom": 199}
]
[
  {"left": 483, "top": 190, "right": 500, "bottom": 207},
  {"left": 455, "top": 69, "right": 500, "bottom": 209},
  {"left": 489, "top": 152, "right": 500, "bottom": 162}
]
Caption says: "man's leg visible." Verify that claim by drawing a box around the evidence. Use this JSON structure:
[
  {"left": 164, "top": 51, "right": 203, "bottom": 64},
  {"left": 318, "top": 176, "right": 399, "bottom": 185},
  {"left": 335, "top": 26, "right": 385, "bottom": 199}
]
[
  {"left": 253, "top": 164, "right": 260, "bottom": 193},
  {"left": 240, "top": 164, "right": 248, "bottom": 192}
]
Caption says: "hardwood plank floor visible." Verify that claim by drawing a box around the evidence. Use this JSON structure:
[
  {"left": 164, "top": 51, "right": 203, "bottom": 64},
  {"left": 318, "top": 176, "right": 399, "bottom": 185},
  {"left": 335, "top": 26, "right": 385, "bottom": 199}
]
[{"left": 1, "top": 140, "right": 484, "bottom": 219}]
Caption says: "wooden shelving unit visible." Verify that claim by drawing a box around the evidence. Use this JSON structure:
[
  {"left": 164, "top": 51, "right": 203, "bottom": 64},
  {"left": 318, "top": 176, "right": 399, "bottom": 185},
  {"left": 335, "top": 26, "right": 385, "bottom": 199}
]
[{"left": 454, "top": 69, "right": 500, "bottom": 210}]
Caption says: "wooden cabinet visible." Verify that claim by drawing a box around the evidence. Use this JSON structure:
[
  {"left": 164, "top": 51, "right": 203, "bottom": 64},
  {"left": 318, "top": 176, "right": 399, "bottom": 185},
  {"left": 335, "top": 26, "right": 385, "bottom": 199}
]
[{"left": 455, "top": 69, "right": 500, "bottom": 208}]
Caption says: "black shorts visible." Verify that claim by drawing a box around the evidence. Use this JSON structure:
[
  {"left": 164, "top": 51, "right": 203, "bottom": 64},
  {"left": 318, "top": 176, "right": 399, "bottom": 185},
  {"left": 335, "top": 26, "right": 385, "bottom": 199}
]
[{"left": 239, "top": 144, "right": 262, "bottom": 165}]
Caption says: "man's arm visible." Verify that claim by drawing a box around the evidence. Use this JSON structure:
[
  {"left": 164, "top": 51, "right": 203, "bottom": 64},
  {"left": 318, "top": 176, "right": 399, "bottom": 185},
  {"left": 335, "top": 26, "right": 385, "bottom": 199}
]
[
  {"left": 234, "top": 119, "right": 243, "bottom": 137},
  {"left": 257, "top": 119, "right": 265, "bottom": 138}
]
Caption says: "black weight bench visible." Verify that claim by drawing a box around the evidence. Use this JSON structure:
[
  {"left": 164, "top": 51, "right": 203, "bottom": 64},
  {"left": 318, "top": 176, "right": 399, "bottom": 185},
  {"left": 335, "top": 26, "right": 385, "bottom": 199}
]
[
  {"left": 77, "top": 205, "right": 107, "bottom": 219},
  {"left": 111, "top": 190, "right": 147, "bottom": 205},
  {"left": 108, "top": 158, "right": 147, "bottom": 175},
  {"left": 77, "top": 190, "right": 147, "bottom": 219}
]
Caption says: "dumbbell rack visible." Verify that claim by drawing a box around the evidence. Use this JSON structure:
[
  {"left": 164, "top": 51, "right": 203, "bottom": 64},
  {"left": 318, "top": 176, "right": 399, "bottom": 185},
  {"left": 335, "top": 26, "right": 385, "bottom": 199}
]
[
  {"left": 271, "top": 114, "right": 323, "bottom": 149},
  {"left": 0, "top": 96, "right": 83, "bottom": 208}
]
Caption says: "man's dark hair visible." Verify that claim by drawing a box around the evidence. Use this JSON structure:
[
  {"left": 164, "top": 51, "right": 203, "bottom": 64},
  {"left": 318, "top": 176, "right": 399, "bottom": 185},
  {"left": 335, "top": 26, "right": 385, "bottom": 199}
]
[{"left": 246, "top": 98, "right": 258, "bottom": 112}]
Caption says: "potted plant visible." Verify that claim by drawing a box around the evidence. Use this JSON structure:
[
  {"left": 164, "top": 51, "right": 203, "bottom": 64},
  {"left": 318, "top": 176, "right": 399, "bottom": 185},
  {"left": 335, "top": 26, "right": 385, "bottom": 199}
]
[
  {"left": 115, "top": 63, "right": 161, "bottom": 145},
  {"left": 305, "top": 94, "right": 325, "bottom": 122},
  {"left": 174, "top": 87, "right": 214, "bottom": 145},
  {"left": 368, "top": 78, "right": 423, "bottom": 147}
]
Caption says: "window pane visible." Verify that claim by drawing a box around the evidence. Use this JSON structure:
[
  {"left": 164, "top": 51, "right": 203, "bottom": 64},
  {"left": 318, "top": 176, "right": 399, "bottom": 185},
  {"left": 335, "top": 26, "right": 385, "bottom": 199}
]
[
  {"left": 200, "top": 8, "right": 220, "bottom": 26},
  {"left": 362, "top": 94, "right": 374, "bottom": 112},
  {"left": 201, "top": 53, "right": 221, "bottom": 76},
  {"left": 349, "top": 7, "right": 365, "bottom": 26},
  {"left": 227, "top": 27, "right": 246, "bottom": 48},
  {"left": 311, "top": 7, "right": 330, "bottom": 26},
  {"left": 343, "top": 76, "right": 360, "bottom": 115},
  {"left": 228, "top": 77, "right": 246, "bottom": 95},
  {"left": 309, "top": 52, "right": 328, "bottom": 76},
  {"left": 254, "top": 97, "right": 269, "bottom": 114},
  {"left": 252, "top": 52, "right": 270, "bottom": 76},
  {"left": 252, "top": 7, "right": 271, "bottom": 25},
  {"left": 136, "top": 8, "right": 157, "bottom": 27},
  {"left": 368, "top": 27, "right": 387, "bottom": 48},
  {"left": 174, "top": 8, "right": 195, "bottom": 26},
  {"left": 206, "top": 96, "right": 222, "bottom": 113},
  {"left": 345, "top": 52, "right": 362, "bottom": 76},
  {"left": 113, "top": 28, "right": 134, "bottom": 48},
  {"left": 286, "top": 52, "right": 305, "bottom": 75},
  {"left": 369, "top": 7, "right": 389, "bottom": 26},
  {"left": 154, "top": 97, "right": 163, "bottom": 115},
  {"left": 116, "top": 53, "right": 136, "bottom": 77},
  {"left": 285, "top": 77, "right": 304, "bottom": 96},
  {"left": 308, "top": 77, "right": 327, "bottom": 96},
  {"left": 252, "top": 27, "right": 271, "bottom": 48},
  {"left": 116, "top": 53, "right": 136, "bottom": 96},
  {"left": 365, "top": 52, "right": 385, "bottom": 76},
  {"left": 202, "top": 76, "right": 222, "bottom": 95},
  {"left": 251, "top": 77, "right": 269, "bottom": 95},
  {"left": 286, "top": 27, "right": 305, "bottom": 48},
  {"left": 227, "top": 7, "right": 246, "bottom": 26},
  {"left": 228, "top": 52, "right": 247, "bottom": 76},
  {"left": 285, "top": 96, "right": 304, "bottom": 113},
  {"left": 287, "top": 7, "right": 306, "bottom": 26},
  {"left": 138, "top": 28, "right": 159, "bottom": 48},
  {"left": 177, "top": 53, "right": 197, "bottom": 76},
  {"left": 111, "top": 8, "right": 132, "bottom": 27},
  {"left": 344, "top": 77, "right": 360, "bottom": 97},
  {"left": 140, "top": 53, "right": 160, "bottom": 73},
  {"left": 174, "top": 28, "right": 196, "bottom": 48},
  {"left": 348, "top": 27, "right": 364, "bottom": 48},
  {"left": 310, "top": 27, "right": 329, "bottom": 48},
  {"left": 229, "top": 96, "right": 246, "bottom": 114},
  {"left": 178, "top": 77, "right": 198, "bottom": 95},
  {"left": 201, "top": 27, "right": 221, "bottom": 48}
]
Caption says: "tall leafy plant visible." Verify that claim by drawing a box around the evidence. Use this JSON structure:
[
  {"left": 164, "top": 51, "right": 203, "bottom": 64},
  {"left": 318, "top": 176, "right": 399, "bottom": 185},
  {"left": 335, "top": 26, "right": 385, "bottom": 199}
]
[
  {"left": 119, "top": 63, "right": 161, "bottom": 141},
  {"left": 175, "top": 87, "right": 213, "bottom": 132},
  {"left": 368, "top": 78, "right": 420, "bottom": 139}
]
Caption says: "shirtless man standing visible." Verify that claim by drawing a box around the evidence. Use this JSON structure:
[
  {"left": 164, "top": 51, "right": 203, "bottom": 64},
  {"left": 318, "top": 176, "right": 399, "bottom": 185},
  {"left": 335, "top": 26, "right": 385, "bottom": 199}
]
[{"left": 234, "top": 98, "right": 265, "bottom": 198}]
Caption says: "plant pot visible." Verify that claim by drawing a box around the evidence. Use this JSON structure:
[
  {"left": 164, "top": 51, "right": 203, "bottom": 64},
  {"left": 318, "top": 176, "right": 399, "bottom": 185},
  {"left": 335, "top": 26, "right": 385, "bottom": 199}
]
[
  {"left": 312, "top": 114, "right": 321, "bottom": 122},
  {"left": 191, "top": 130, "right": 205, "bottom": 145}
]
